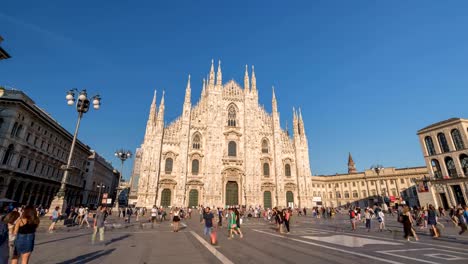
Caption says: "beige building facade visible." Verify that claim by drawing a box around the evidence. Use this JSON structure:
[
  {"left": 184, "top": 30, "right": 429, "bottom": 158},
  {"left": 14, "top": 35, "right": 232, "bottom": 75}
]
[
  {"left": 416, "top": 118, "right": 468, "bottom": 208},
  {"left": 83, "top": 151, "right": 119, "bottom": 206},
  {"left": 312, "top": 156, "right": 427, "bottom": 208},
  {"left": 135, "top": 61, "right": 313, "bottom": 208}
]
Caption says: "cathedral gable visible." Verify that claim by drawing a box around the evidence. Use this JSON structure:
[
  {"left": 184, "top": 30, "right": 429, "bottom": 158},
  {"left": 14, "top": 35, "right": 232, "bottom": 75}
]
[{"left": 222, "top": 80, "right": 244, "bottom": 102}]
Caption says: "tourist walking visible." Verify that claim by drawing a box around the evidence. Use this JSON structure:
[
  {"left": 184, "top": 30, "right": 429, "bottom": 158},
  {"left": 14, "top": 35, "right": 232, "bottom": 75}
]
[
  {"left": 151, "top": 205, "right": 157, "bottom": 227},
  {"left": 217, "top": 208, "right": 223, "bottom": 227},
  {"left": 202, "top": 207, "right": 214, "bottom": 237},
  {"left": 364, "top": 208, "right": 371, "bottom": 232},
  {"left": 48, "top": 206, "right": 60, "bottom": 233},
  {"left": 456, "top": 208, "right": 467, "bottom": 235},
  {"left": 401, "top": 206, "right": 418, "bottom": 241},
  {"left": 378, "top": 209, "right": 385, "bottom": 231},
  {"left": 427, "top": 204, "right": 439, "bottom": 238},
  {"left": 283, "top": 209, "right": 291, "bottom": 234},
  {"left": 234, "top": 208, "right": 244, "bottom": 238},
  {"left": 92, "top": 206, "right": 106, "bottom": 244},
  {"left": 349, "top": 208, "right": 356, "bottom": 231},
  {"left": 2, "top": 211, "right": 20, "bottom": 263},
  {"left": 11, "top": 205, "right": 40, "bottom": 264},
  {"left": 80, "top": 207, "right": 90, "bottom": 228},
  {"left": 77, "top": 206, "right": 85, "bottom": 225},
  {"left": 172, "top": 208, "right": 180, "bottom": 232},
  {"left": 126, "top": 207, "right": 133, "bottom": 223},
  {"left": 227, "top": 208, "right": 238, "bottom": 238}
]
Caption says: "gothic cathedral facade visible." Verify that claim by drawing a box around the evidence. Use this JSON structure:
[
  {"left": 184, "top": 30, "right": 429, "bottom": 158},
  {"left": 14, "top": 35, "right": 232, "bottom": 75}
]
[{"left": 135, "top": 61, "right": 313, "bottom": 208}]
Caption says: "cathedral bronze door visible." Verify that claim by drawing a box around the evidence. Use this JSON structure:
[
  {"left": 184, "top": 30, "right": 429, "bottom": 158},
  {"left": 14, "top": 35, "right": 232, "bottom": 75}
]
[
  {"left": 161, "top": 189, "right": 171, "bottom": 207},
  {"left": 263, "top": 191, "right": 272, "bottom": 209},
  {"left": 225, "top": 181, "right": 238, "bottom": 206},
  {"left": 188, "top": 189, "right": 199, "bottom": 208},
  {"left": 286, "top": 191, "right": 294, "bottom": 206}
]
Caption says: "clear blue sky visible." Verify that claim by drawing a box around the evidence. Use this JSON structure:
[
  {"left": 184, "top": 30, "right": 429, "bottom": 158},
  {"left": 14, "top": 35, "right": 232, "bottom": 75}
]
[{"left": 2, "top": 1, "right": 468, "bottom": 178}]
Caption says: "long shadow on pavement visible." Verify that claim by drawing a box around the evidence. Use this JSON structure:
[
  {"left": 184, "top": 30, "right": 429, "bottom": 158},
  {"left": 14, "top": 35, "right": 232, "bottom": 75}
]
[
  {"left": 104, "top": 234, "right": 131, "bottom": 246},
  {"left": 36, "top": 233, "right": 91, "bottom": 246},
  {"left": 56, "top": 249, "right": 115, "bottom": 264}
]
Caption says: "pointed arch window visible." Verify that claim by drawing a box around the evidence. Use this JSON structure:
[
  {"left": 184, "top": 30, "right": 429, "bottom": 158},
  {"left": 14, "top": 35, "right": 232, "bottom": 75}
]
[
  {"left": 228, "top": 141, "right": 237, "bottom": 157},
  {"left": 261, "top": 139, "right": 269, "bottom": 154},
  {"left": 437, "top": 133, "right": 450, "bottom": 153},
  {"left": 445, "top": 157, "right": 457, "bottom": 178},
  {"left": 192, "top": 134, "right": 201, "bottom": 149},
  {"left": 165, "top": 158, "right": 173, "bottom": 174},
  {"left": 227, "top": 105, "right": 236, "bottom": 127},
  {"left": 192, "top": 159, "right": 199, "bottom": 175},
  {"left": 263, "top": 163, "right": 270, "bottom": 177},
  {"left": 451, "top": 129, "right": 464, "bottom": 151},
  {"left": 285, "top": 164, "right": 291, "bottom": 177},
  {"left": 424, "top": 136, "right": 436, "bottom": 156}
]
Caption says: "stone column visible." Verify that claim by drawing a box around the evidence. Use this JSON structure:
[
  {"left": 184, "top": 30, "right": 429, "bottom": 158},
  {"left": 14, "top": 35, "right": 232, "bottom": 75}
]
[
  {"left": 440, "top": 159, "right": 450, "bottom": 178},
  {"left": 444, "top": 185, "right": 456, "bottom": 207},
  {"left": 458, "top": 184, "right": 468, "bottom": 205},
  {"left": 453, "top": 157, "right": 464, "bottom": 178}
]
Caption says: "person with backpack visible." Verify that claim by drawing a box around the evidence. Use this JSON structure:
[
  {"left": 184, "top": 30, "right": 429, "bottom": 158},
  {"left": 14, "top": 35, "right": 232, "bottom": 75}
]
[
  {"left": 349, "top": 208, "right": 356, "bottom": 231},
  {"left": 455, "top": 208, "right": 467, "bottom": 235}
]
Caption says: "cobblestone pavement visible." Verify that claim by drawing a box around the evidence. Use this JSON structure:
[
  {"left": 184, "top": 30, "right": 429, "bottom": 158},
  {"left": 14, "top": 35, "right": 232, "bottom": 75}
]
[{"left": 28, "top": 212, "right": 468, "bottom": 264}]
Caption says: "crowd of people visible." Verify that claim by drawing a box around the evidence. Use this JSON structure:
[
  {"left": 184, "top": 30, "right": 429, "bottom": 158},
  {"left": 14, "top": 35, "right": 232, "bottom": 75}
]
[
  {"left": 345, "top": 203, "right": 468, "bottom": 241},
  {"left": 1, "top": 202, "right": 468, "bottom": 263}
]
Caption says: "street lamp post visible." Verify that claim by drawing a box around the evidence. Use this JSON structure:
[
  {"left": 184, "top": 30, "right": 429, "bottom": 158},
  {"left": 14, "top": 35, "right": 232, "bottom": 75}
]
[
  {"left": 49, "top": 89, "right": 101, "bottom": 214},
  {"left": 371, "top": 164, "right": 386, "bottom": 210},
  {"left": 97, "top": 182, "right": 106, "bottom": 206},
  {"left": 114, "top": 149, "right": 132, "bottom": 212}
]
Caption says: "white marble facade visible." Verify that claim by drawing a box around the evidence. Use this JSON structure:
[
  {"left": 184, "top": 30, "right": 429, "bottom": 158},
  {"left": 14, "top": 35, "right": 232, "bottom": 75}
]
[{"left": 135, "top": 61, "right": 313, "bottom": 209}]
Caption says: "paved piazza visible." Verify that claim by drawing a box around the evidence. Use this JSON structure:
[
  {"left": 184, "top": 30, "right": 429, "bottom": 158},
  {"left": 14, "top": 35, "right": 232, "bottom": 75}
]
[{"left": 30, "top": 212, "right": 468, "bottom": 264}]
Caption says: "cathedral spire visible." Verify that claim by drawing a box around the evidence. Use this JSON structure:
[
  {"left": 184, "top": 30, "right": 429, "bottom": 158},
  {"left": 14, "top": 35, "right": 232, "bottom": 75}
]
[
  {"left": 348, "top": 152, "right": 357, "bottom": 174},
  {"left": 293, "top": 107, "right": 299, "bottom": 136},
  {"left": 299, "top": 107, "right": 303, "bottom": 123},
  {"left": 202, "top": 78, "right": 206, "bottom": 96},
  {"left": 146, "top": 90, "right": 157, "bottom": 126},
  {"left": 272, "top": 86, "right": 277, "bottom": 113},
  {"left": 298, "top": 107, "right": 306, "bottom": 137},
  {"left": 244, "top": 65, "right": 250, "bottom": 91},
  {"left": 216, "top": 60, "right": 222, "bottom": 87},
  {"left": 158, "top": 90, "right": 165, "bottom": 120},
  {"left": 251, "top": 65, "right": 257, "bottom": 92},
  {"left": 209, "top": 59, "right": 215, "bottom": 87},
  {"left": 184, "top": 74, "right": 191, "bottom": 104}
]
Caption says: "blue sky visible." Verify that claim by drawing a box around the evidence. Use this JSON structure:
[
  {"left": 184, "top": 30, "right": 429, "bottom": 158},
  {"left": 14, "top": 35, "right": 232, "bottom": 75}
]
[{"left": 1, "top": 1, "right": 468, "bottom": 178}]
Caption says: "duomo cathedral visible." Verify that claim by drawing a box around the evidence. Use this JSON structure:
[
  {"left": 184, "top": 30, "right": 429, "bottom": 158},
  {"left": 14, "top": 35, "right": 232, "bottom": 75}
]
[{"left": 135, "top": 60, "right": 314, "bottom": 208}]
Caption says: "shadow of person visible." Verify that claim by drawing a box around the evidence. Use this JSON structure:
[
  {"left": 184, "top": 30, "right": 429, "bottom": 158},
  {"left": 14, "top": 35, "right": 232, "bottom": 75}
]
[
  {"left": 57, "top": 248, "right": 116, "bottom": 264},
  {"left": 105, "top": 234, "right": 132, "bottom": 246}
]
